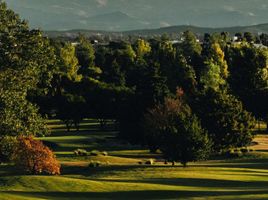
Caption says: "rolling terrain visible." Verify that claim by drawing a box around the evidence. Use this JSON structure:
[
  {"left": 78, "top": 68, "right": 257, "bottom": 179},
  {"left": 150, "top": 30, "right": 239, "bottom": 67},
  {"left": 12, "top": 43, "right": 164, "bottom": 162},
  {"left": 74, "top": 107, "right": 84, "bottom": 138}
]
[
  {"left": 1, "top": 120, "right": 268, "bottom": 200},
  {"left": 45, "top": 23, "right": 268, "bottom": 38}
]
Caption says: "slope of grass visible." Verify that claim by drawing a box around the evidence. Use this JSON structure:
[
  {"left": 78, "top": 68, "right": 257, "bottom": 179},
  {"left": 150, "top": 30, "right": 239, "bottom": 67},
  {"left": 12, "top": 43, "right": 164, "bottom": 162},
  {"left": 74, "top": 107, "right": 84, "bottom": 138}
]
[
  {"left": 1, "top": 160, "right": 268, "bottom": 199},
  {"left": 1, "top": 120, "right": 268, "bottom": 200}
]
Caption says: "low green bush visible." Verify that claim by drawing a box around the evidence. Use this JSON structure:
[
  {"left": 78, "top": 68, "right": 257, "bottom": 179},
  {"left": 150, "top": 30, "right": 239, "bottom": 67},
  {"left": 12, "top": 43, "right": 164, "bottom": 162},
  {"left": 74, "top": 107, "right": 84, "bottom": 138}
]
[
  {"left": 74, "top": 149, "right": 88, "bottom": 156},
  {"left": 89, "top": 150, "right": 108, "bottom": 156},
  {"left": 88, "top": 160, "right": 110, "bottom": 168},
  {"left": 89, "top": 150, "right": 100, "bottom": 156}
]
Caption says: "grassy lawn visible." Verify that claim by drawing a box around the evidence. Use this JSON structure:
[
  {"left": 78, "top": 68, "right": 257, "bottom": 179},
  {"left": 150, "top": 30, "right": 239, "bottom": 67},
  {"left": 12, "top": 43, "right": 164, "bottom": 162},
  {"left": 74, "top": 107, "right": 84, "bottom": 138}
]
[{"left": 1, "top": 120, "right": 268, "bottom": 200}]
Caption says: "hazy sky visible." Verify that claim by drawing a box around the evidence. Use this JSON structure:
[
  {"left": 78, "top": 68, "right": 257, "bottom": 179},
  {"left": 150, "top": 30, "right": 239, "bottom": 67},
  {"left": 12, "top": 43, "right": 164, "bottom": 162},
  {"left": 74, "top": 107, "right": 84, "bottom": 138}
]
[{"left": 4, "top": 0, "right": 268, "bottom": 31}]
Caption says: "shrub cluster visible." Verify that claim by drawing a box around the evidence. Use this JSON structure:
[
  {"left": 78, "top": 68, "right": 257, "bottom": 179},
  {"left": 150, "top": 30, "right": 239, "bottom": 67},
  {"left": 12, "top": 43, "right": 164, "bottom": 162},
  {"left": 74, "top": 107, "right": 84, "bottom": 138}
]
[
  {"left": 73, "top": 149, "right": 108, "bottom": 157},
  {"left": 74, "top": 149, "right": 88, "bottom": 156},
  {"left": 13, "top": 136, "right": 61, "bottom": 175}
]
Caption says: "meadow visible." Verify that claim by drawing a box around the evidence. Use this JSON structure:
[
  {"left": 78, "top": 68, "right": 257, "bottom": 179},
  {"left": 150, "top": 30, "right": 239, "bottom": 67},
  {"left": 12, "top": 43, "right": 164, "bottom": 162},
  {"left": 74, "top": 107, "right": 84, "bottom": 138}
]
[{"left": 0, "top": 120, "right": 268, "bottom": 200}]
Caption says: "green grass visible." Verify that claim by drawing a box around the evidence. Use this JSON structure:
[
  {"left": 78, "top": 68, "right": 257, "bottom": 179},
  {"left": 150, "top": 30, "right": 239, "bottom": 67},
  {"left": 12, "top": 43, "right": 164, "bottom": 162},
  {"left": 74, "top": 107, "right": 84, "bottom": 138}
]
[{"left": 1, "top": 119, "right": 268, "bottom": 200}]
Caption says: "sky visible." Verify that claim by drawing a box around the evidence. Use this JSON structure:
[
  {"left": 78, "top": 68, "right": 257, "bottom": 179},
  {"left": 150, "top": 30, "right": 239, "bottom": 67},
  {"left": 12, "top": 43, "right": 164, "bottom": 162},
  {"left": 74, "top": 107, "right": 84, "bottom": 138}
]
[{"left": 3, "top": 0, "right": 268, "bottom": 31}]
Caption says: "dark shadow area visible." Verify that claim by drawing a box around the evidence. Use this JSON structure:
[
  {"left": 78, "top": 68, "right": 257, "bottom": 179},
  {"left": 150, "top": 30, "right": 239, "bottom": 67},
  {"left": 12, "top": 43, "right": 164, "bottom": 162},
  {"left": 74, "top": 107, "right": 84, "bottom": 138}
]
[
  {"left": 61, "top": 165, "right": 145, "bottom": 177},
  {"left": 48, "top": 129, "right": 117, "bottom": 137},
  {"left": 2, "top": 189, "right": 268, "bottom": 200},
  {"left": 0, "top": 164, "right": 25, "bottom": 177},
  {"left": 253, "top": 130, "right": 268, "bottom": 135},
  {"left": 47, "top": 119, "right": 117, "bottom": 136},
  {"left": 47, "top": 119, "right": 99, "bottom": 126},
  {"left": 109, "top": 153, "right": 161, "bottom": 159},
  {"left": 256, "top": 150, "right": 268, "bottom": 153},
  {"left": 195, "top": 158, "right": 268, "bottom": 171},
  {"left": 91, "top": 177, "right": 268, "bottom": 189}
]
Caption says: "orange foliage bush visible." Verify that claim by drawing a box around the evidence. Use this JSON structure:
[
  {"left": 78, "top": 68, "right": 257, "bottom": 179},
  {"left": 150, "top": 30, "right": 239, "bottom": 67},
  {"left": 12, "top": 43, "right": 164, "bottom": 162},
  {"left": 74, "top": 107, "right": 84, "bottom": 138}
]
[{"left": 13, "top": 136, "right": 60, "bottom": 175}]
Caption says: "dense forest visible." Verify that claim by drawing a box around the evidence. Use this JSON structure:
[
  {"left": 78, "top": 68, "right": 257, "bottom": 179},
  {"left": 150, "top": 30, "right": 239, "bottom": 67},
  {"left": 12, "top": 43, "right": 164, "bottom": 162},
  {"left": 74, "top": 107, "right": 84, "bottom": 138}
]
[{"left": 1, "top": 2, "right": 268, "bottom": 171}]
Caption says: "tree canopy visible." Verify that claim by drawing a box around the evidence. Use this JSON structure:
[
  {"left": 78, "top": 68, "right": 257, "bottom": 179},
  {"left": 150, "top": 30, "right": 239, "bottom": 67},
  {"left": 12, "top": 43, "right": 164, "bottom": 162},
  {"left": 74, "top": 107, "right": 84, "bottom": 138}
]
[{"left": 0, "top": 2, "right": 55, "bottom": 137}]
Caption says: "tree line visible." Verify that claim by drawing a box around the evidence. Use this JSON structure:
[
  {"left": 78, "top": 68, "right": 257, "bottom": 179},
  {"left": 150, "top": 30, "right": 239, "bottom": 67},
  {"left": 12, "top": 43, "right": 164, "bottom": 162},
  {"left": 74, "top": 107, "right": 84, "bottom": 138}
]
[{"left": 1, "top": 2, "right": 268, "bottom": 168}]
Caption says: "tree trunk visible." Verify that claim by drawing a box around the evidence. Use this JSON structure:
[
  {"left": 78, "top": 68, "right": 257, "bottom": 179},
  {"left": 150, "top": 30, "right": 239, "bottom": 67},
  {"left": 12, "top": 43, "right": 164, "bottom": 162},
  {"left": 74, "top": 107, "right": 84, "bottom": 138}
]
[
  {"left": 66, "top": 123, "right": 71, "bottom": 132},
  {"left": 75, "top": 122, "right": 80, "bottom": 131},
  {"left": 182, "top": 161, "right": 187, "bottom": 168}
]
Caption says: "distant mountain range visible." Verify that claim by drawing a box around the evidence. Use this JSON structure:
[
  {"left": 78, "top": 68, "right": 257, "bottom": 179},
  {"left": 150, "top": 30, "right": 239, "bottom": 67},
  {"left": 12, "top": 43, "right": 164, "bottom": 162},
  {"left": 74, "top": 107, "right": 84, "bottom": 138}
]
[
  {"left": 126, "top": 23, "right": 268, "bottom": 35},
  {"left": 4, "top": 0, "right": 268, "bottom": 31},
  {"left": 45, "top": 23, "right": 268, "bottom": 38}
]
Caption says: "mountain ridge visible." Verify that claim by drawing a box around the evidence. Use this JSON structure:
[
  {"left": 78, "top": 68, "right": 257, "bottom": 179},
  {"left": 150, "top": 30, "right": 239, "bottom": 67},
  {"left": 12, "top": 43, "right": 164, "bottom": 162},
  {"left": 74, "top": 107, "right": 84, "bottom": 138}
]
[{"left": 45, "top": 23, "right": 268, "bottom": 38}]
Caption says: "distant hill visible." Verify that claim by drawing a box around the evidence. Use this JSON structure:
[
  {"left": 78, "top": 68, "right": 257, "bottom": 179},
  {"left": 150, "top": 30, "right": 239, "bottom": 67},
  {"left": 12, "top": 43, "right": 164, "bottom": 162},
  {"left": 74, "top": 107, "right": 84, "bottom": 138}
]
[
  {"left": 45, "top": 23, "right": 268, "bottom": 38},
  {"left": 4, "top": 0, "right": 268, "bottom": 31}
]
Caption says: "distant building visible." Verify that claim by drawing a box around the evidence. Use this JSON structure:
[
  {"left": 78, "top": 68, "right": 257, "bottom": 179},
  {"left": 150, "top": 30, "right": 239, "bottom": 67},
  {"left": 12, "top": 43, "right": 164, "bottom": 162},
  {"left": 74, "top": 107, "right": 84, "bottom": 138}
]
[
  {"left": 232, "top": 36, "right": 239, "bottom": 42},
  {"left": 170, "top": 40, "right": 181, "bottom": 44},
  {"left": 91, "top": 40, "right": 99, "bottom": 45}
]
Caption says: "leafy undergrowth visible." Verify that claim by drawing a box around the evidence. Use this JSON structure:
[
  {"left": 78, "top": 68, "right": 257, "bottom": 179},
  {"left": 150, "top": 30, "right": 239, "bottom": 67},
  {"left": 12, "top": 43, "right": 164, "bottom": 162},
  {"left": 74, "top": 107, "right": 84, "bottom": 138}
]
[{"left": 1, "top": 120, "right": 268, "bottom": 200}]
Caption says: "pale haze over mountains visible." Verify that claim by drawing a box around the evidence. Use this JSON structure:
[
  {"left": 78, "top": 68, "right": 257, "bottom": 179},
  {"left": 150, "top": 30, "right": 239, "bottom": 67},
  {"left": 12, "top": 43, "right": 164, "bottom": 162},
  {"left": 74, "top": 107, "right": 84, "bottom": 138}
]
[{"left": 3, "top": 0, "right": 268, "bottom": 31}]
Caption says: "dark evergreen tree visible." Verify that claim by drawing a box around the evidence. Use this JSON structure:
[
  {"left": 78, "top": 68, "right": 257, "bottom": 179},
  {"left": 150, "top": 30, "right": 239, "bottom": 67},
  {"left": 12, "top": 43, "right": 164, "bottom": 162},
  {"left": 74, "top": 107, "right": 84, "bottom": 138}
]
[
  {"left": 144, "top": 93, "right": 211, "bottom": 166},
  {"left": 193, "top": 89, "right": 255, "bottom": 151}
]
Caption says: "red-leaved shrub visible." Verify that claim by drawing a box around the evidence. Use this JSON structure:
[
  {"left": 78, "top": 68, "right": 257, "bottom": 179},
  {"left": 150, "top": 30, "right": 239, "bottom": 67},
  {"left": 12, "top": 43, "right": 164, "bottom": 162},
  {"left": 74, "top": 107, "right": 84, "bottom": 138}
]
[{"left": 13, "top": 136, "right": 60, "bottom": 175}]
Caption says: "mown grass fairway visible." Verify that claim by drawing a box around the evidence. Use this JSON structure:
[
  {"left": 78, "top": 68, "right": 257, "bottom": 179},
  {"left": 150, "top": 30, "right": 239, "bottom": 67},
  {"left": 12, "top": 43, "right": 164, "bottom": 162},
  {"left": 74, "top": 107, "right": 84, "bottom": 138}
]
[{"left": 1, "top": 120, "right": 268, "bottom": 200}]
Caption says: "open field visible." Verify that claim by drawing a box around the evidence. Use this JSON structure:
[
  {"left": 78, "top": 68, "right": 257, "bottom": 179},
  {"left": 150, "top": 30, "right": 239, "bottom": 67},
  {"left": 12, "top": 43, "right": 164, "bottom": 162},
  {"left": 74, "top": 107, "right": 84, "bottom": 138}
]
[{"left": 1, "top": 120, "right": 268, "bottom": 200}]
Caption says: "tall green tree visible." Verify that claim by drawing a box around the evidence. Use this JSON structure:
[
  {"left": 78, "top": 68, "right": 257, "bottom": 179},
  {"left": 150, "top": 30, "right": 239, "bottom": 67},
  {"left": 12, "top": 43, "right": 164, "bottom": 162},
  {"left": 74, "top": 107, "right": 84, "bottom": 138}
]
[
  {"left": 181, "top": 31, "right": 202, "bottom": 63},
  {"left": 52, "top": 42, "right": 86, "bottom": 130},
  {"left": 200, "top": 40, "right": 229, "bottom": 92},
  {"left": 194, "top": 89, "right": 255, "bottom": 151},
  {"left": 144, "top": 94, "right": 211, "bottom": 166},
  {"left": 226, "top": 43, "right": 268, "bottom": 128},
  {"left": 59, "top": 43, "right": 82, "bottom": 82},
  {"left": 0, "top": 2, "right": 55, "bottom": 136},
  {"left": 134, "top": 39, "right": 151, "bottom": 58},
  {"left": 119, "top": 58, "right": 170, "bottom": 142},
  {"left": 260, "top": 33, "right": 268, "bottom": 46},
  {"left": 243, "top": 32, "right": 255, "bottom": 43},
  {"left": 75, "top": 35, "right": 102, "bottom": 79},
  {"left": 181, "top": 31, "right": 202, "bottom": 67}
]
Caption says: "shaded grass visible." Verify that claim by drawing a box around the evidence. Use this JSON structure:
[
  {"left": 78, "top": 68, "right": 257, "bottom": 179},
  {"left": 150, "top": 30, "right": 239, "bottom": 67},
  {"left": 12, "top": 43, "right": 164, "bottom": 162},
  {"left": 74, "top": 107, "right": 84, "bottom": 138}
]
[
  {"left": 1, "top": 120, "right": 268, "bottom": 200},
  {"left": 1, "top": 164, "right": 268, "bottom": 199},
  {"left": 2, "top": 190, "right": 268, "bottom": 200}
]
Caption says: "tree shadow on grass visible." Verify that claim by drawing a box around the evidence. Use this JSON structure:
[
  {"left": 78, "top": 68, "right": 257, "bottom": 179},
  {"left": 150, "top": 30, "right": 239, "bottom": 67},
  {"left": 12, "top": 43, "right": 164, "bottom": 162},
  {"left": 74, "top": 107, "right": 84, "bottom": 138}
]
[
  {"left": 0, "top": 165, "right": 24, "bottom": 177},
  {"left": 92, "top": 177, "right": 268, "bottom": 189},
  {"left": 256, "top": 150, "right": 268, "bottom": 153},
  {"left": 61, "top": 160, "right": 268, "bottom": 179},
  {"left": 193, "top": 158, "right": 268, "bottom": 171},
  {"left": 61, "top": 165, "right": 145, "bottom": 177},
  {"left": 2, "top": 189, "right": 268, "bottom": 200}
]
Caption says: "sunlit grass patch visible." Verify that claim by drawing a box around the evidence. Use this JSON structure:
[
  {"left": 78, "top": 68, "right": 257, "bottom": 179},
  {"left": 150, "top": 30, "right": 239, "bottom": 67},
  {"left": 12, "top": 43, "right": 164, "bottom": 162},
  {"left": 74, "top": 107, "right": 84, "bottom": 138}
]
[{"left": 1, "top": 119, "right": 268, "bottom": 200}]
